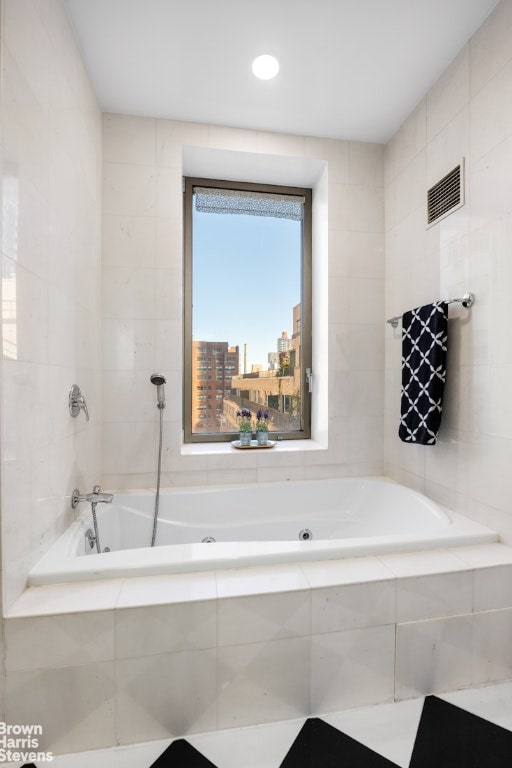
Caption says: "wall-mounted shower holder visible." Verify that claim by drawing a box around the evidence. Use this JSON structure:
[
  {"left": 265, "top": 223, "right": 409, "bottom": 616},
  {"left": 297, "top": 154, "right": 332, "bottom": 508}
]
[{"left": 69, "top": 384, "right": 89, "bottom": 421}]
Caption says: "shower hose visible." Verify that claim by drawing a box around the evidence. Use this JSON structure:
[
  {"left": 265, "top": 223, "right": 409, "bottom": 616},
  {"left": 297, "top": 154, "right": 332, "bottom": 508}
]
[{"left": 150, "top": 404, "right": 164, "bottom": 547}]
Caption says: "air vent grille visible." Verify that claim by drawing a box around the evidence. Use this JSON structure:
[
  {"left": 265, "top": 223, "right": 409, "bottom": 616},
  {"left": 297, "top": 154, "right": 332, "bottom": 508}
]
[{"left": 427, "top": 160, "right": 464, "bottom": 226}]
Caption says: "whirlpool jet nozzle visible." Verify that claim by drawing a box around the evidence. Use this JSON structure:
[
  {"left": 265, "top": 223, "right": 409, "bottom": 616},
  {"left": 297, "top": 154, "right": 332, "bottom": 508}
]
[{"left": 150, "top": 373, "right": 166, "bottom": 408}]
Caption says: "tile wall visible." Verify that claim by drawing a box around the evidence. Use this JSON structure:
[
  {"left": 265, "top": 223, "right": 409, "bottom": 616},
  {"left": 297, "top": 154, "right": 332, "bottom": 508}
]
[
  {"left": 5, "top": 545, "right": 512, "bottom": 754},
  {"left": 0, "top": 0, "right": 102, "bottom": 609},
  {"left": 101, "top": 116, "right": 385, "bottom": 489},
  {"left": 384, "top": 0, "right": 512, "bottom": 542}
]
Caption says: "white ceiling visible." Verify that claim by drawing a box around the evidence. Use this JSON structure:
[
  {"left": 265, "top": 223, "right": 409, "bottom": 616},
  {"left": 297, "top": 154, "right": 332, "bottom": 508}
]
[{"left": 64, "top": 0, "right": 500, "bottom": 144}]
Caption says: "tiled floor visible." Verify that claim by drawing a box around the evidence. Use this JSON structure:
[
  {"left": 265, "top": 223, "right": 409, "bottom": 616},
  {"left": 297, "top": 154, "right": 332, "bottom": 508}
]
[{"left": 17, "top": 680, "right": 512, "bottom": 767}]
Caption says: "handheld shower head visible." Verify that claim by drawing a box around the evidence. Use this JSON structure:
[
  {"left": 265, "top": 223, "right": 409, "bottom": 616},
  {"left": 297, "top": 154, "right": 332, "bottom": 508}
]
[{"left": 150, "top": 373, "right": 166, "bottom": 408}]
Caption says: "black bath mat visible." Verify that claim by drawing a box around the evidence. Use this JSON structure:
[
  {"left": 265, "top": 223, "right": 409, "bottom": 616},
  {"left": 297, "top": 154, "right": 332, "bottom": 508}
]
[
  {"left": 150, "top": 737, "right": 218, "bottom": 767},
  {"left": 279, "top": 717, "right": 399, "bottom": 768},
  {"left": 410, "top": 695, "right": 512, "bottom": 767}
]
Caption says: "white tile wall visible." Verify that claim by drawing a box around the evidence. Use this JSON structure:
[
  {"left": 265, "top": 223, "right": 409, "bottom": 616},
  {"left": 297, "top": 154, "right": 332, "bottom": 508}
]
[
  {"left": 101, "top": 113, "right": 385, "bottom": 488},
  {"left": 5, "top": 611, "right": 116, "bottom": 671},
  {"left": 394, "top": 571, "right": 473, "bottom": 622},
  {"left": 472, "top": 608, "right": 512, "bottom": 684},
  {"left": 115, "top": 602, "right": 217, "bottom": 657},
  {"left": 384, "top": 0, "right": 512, "bottom": 544},
  {"left": 0, "top": 0, "right": 102, "bottom": 611},
  {"left": 310, "top": 580, "right": 395, "bottom": 633},
  {"left": 217, "top": 636, "right": 310, "bottom": 729},
  {"left": 396, "top": 606, "right": 512, "bottom": 700},
  {"left": 473, "top": 564, "right": 512, "bottom": 610},
  {"left": 5, "top": 662, "right": 116, "bottom": 754},
  {"left": 395, "top": 614, "right": 475, "bottom": 699},
  {"left": 115, "top": 649, "right": 218, "bottom": 743},
  {"left": 217, "top": 591, "right": 310, "bottom": 646},
  {"left": 311, "top": 625, "right": 396, "bottom": 712}
]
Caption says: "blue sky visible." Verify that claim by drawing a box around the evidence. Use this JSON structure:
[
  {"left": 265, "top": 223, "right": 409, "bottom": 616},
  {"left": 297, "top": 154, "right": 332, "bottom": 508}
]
[{"left": 192, "top": 208, "right": 301, "bottom": 371}]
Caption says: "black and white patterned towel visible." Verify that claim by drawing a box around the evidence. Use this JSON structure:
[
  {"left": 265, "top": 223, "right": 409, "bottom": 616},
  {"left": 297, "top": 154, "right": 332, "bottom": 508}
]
[{"left": 399, "top": 301, "right": 448, "bottom": 445}]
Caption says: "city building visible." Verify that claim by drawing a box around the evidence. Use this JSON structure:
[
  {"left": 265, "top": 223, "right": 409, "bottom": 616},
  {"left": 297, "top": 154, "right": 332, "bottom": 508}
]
[
  {"left": 227, "top": 304, "right": 303, "bottom": 432},
  {"left": 277, "top": 330, "right": 291, "bottom": 353},
  {"left": 191, "top": 341, "right": 239, "bottom": 433}
]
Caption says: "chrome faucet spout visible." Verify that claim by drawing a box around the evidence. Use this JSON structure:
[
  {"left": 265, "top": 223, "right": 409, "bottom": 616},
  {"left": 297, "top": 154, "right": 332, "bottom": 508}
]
[
  {"left": 91, "top": 485, "right": 114, "bottom": 503},
  {"left": 71, "top": 485, "right": 114, "bottom": 509}
]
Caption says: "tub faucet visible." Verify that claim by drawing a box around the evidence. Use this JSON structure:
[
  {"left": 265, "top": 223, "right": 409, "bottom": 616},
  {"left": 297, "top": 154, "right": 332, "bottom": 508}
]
[{"left": 71, "top": 485, "right": 114, "bottom": 509}]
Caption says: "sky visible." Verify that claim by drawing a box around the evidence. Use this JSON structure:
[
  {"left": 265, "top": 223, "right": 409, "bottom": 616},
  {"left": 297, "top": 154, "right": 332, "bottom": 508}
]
[{"left": 192, "top": 206, "right": 302, "bottom": 371}]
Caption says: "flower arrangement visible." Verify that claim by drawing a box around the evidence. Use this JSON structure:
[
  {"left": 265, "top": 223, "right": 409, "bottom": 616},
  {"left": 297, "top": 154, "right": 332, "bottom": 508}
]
[
  {"left": 255, "top": 409, "right": 270, "bottom": 432},
  {"left": 237, "top": 408, "right": 252, "bottom": 433}
]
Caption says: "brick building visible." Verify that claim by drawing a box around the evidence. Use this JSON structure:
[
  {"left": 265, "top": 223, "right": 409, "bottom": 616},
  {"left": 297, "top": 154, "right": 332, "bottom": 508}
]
[{"left": 191, "top": 341, "right": 239, "bottom": 433}]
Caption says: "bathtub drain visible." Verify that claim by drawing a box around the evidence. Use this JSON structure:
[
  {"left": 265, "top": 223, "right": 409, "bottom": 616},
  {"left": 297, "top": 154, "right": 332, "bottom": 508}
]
[
  {"left": 299, "top": 528, "right": 313, "bottom": 541},
  {"left": 202, "top": 536, "right": 216, "bottom": 543}
]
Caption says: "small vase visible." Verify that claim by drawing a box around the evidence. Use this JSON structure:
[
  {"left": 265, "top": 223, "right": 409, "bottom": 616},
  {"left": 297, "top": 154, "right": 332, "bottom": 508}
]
[
  {"left": 256, "top": 430, "right": 269, "bottom": 445},
  {"left": 239, "top": 432, "right": 252, "bottom": 446}
]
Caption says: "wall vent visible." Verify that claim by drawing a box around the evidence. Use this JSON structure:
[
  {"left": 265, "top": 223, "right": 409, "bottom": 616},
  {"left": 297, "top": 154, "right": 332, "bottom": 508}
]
[{"left": 427, "top": 159, "right": 464, "bottom": 227}]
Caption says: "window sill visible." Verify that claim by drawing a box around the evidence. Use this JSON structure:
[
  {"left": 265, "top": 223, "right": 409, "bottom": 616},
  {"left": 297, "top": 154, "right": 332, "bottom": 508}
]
[{"left": 181, "top": 439, "right": 326, "bottom": 456}]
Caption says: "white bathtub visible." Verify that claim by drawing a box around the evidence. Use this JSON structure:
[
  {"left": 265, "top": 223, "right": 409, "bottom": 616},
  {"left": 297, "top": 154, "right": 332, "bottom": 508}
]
[{"left": 28, "top": 477, "right": 498, "bottom": 586}]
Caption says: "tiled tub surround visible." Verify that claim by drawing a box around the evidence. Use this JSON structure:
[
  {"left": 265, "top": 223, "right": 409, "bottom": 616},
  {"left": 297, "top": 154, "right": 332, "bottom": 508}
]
[
  {"left": 27, "top": 477, "right": 498, "bottom": 585},
  {"left": 101, "top": 113, "right": 385, "bottom": 492},
  {"left": 384, "top": 0, "right": 512, "bottom": 546},
  {"left": 5, "top": 543, "right": 512, "bottom": 755}
]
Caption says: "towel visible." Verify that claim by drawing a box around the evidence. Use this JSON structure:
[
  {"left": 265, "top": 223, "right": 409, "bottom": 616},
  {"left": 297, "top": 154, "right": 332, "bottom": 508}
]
[{"left": 399, "top": 301, "right": 448, "bottom": 445}]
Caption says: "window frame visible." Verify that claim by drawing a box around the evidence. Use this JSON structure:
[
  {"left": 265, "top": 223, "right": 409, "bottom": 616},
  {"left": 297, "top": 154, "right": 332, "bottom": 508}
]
[{"left": 183, "top": 176, "right": 312, "bottom": 443}]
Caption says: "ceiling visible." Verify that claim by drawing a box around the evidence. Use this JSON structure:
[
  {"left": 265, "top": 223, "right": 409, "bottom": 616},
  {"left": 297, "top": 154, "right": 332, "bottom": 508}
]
[{"left": 64, "top": 0, "right": 500, "bottom": 144}]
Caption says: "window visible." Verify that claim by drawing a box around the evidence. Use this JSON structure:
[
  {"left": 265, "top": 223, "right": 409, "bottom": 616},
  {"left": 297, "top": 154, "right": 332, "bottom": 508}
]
[{"left": 184, "top": 177, "right": 312, "bottom": 443}]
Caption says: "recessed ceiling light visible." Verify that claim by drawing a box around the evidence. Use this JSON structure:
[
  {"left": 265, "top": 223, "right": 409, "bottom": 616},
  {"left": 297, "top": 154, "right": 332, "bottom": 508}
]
[{"left": 252, "top": 54, "right": 279, "bottom": 80}]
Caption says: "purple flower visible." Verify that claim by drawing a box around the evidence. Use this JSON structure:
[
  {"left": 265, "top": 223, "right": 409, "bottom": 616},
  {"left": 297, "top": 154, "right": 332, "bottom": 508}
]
[
  {"left": 237, "top": 407, "right": 252, "bottom": 433},
  {"left": 255, "top": 409, "right": 270, "bottom": 432}
]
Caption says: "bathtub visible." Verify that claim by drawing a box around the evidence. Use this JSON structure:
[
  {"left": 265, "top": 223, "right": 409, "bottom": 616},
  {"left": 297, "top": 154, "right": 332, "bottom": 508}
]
[{"left": 28, "top": 477, "right": 498, "bottom": 586}]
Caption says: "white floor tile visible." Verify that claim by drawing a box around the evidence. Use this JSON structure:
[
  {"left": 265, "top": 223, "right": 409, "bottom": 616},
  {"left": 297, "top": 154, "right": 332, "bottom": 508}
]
[
  {"left": 440, "top": 680, "right": 512, "bottom": 732},
  {"left": 189, "top": 717, "right": 305, "bottom": 768},
  {"left": 322, "top": 697, "right": 424, "bottom": 768}
]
